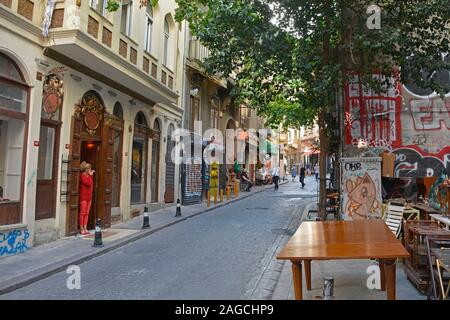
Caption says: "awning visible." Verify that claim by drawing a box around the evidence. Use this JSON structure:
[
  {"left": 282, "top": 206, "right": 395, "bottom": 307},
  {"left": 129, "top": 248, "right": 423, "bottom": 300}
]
[{"left": 302, "top": 148, "right": 320, "bottom": 156}]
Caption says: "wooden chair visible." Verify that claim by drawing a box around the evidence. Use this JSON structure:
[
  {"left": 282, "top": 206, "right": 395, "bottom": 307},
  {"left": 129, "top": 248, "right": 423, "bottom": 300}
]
[
  {"left": 425, "top": 235, "right": 450, "bottom": 300},
  {"left": 384, "top": 201, "right": 405, "bottom": 238}
]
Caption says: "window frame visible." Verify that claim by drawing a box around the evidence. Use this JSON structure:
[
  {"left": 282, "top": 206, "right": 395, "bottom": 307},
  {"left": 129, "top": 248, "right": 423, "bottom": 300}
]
[
  {"left": 163, "top": 17, "right": 170, "bottom": 67},
  {"left": 0, "top": 53, "right": 30, "bottom": 225}
]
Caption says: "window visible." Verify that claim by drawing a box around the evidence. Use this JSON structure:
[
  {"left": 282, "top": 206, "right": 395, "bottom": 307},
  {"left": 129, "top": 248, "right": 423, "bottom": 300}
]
[
  {"left": 37, "top": 126, "right": 55, "bottom": 180},
  {"left": 211, "top": 109, "right": 219, "bottom": 129},
  {"left": 144, "top": 4, "right": 153, "bottom": 53},
  {"left": 190, "top": 96, "right": 200, "bottom": 133},
  {"left": 112, "top": 102, "right": 123, "bottom": 207},
  {"left": 113, "top": 102, "right": 123, "bottom": 119},
  {"left": 163, "top": 17, "right": 170, "bottom": 66},
  {"left": 131, "top": 112, "right": 148, "bottom": 204},
  {"left": 150, "top": 120, "right": 161, "bottom": 203},
  {"left": 120, "top": 0, "right": 133, "bottom": 37},
  {"left": 0, "top": 53, "right": 28, "bottom": 225},
  {"left": 90, "top": 0, "right": 108, "bottom": 15}
]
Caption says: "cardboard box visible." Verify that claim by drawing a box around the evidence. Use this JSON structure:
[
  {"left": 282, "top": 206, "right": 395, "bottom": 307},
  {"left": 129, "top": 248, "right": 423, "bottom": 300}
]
[{"left": 381, "top": 152, "right": 396, "bottom": 177}]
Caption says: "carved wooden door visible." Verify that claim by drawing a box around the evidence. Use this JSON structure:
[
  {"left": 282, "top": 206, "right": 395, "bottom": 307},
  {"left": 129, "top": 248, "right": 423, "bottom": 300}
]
[
  {"left": 97, "top": 119, "right": 113, "bottom": 228},
  {"left": 67, "top": 115, "right": 83, "bottom": 236}
]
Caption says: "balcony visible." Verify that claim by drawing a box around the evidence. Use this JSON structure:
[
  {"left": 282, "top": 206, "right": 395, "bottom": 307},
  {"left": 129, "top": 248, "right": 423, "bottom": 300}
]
[
  {"left": 41, "top": 0, "right": 178, "bottom": 107},
  {"left": 189, "top": 37, "right": 210, "bottom": 62}
]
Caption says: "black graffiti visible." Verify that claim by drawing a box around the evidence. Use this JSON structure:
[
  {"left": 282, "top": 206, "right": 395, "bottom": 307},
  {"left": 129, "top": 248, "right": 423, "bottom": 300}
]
[
  {"left": 344, "top": 162, "right": 362, "bottom": 172},
  {"left": 393, "top": 148, "right": 450, "bottom": 178}
]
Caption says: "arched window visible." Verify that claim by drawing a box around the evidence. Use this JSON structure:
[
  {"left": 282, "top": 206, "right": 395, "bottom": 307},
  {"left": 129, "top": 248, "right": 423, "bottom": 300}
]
[
  {"left": 131, "top": 111, "right": 148, "bottom": 204},
  {"left": 163, "top": 17, "right": 170, "bottom": 67},
  {"left": 0, "top": 53, "right": 28, "bottom": 225},
  {"left": 144, "top": 4, "right": 153, "bottom": 53},
  {"left": 113, "top": 102, "right": 123, "bottom": 119},
  {"left": 111, "top": 102, "right": 124, "bottom": 208}
]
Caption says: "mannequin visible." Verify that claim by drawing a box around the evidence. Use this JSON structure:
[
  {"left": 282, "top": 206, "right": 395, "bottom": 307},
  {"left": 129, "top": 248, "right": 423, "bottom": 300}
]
[{"left": 79, "top": 161, "right": 94, "bottom": 235}]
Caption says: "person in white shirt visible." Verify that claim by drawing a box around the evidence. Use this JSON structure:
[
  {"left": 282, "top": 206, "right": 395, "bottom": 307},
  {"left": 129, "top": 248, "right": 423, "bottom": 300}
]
[
  {"left": 271, "top": 166, "right": 281, "bottom": 190},
  {"left": 314, "top": 163, "right": 319, "bottom": 181}
]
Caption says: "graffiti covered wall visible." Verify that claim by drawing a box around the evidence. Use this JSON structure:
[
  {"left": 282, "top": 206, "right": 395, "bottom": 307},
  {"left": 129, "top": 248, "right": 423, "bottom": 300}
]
[
  {"left": 344, "top": 74, "right": 450, "bottom": 179},
  {"left": 341, "top": 157, "right": 383, "bottom": 220},
  {"left": 0, "top": 228, "right": 30, "bottom": 258}
]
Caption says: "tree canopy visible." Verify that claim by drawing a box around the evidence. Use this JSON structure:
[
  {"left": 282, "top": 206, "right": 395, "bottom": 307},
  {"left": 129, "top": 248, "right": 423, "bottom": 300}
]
[{"left": 175, "top": 0, "right": 450, "bottom": 129}]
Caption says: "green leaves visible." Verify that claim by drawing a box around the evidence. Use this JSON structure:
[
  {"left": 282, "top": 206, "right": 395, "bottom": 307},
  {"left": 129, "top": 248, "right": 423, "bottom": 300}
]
[
  {"left": 175, "top": 0, "right": 450, "bottom": 131},
  {"left": 106, "top": 0, "right": 120, "bottom": 12}
]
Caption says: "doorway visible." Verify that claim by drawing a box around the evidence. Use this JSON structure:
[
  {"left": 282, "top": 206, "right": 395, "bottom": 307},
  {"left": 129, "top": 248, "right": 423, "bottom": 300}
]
[{"left": 81, "top": 141, "right": 100, "bottom": 229}]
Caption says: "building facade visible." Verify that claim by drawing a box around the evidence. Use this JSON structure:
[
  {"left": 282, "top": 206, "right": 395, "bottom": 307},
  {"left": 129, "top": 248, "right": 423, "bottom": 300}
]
[{"left": 0, "top": 0, "right": 184, "bottom": 255}]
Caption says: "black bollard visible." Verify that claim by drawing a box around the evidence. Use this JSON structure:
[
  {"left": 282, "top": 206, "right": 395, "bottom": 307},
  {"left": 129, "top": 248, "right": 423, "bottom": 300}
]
[
  {"left": 142, "top": 206, "right": 150, "bottom": 229},
  {"left": 93, "top": 219, "right": 104, "bottom": 247},
  {"left": 175, "top": 199, "right": 182, "bottom": 217}
]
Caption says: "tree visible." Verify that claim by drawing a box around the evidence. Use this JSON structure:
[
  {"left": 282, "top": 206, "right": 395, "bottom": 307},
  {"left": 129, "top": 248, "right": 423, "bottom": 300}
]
[{"left": 175, "top": 0, "right": 450, "bottom": 219}]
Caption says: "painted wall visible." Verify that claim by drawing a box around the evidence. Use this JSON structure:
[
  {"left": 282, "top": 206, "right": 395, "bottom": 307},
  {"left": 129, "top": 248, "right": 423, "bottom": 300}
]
[{"left": 344, "top": 74, "right": 450, "bottom": 179}]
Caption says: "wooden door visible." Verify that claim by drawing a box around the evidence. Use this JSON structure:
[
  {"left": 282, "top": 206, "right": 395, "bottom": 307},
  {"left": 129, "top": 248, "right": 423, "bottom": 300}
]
[
  {"left": 67, "top": 116, "right": 83, "bottom": 236},
  {"left": 97, "top": 119, "right": 114, "bottom": 228},
  {"left": 36, "top": 122, "right": 60, "bottom": 220},
  {"left": 164, "top": 126, "right": 175, "bottom": 203}
]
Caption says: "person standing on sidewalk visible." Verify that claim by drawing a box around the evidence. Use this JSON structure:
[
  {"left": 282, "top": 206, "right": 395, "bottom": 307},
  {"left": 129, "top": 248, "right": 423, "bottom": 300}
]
[
  {"left": 291, "top": 166, "right": 297, "bottom": 182},
  {"left": 299, "top": 166, "right": 306, "bottom": 189},
  {"left": 314, "top": 163, "right": 319, "bottom": 181},
  {"left": 271, "top": 165, "right": 280, "bottom": 190},
  {"left": 79, "top": 161, "right": 94, "bottom": 235}
]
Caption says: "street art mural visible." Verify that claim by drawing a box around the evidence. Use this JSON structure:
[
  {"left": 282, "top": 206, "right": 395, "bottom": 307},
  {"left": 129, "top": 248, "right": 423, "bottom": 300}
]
[
  {"left": 344, "top": 74, "right": 403, "bottom": 150},
  {"left": 344, "top": 74, "right": 450, "bottom": 179},
  {"left": 0, "top": 228, "right": 30, "bottom": 257},
  {"left": 341, "top": 158, "right": 382, "bottom": 220}
]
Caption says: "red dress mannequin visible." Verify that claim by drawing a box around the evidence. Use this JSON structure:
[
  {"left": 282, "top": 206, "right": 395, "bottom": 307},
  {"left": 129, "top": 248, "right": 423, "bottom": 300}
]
[{"left": 79, "top": 162, "right": 94, "bottom": 235}]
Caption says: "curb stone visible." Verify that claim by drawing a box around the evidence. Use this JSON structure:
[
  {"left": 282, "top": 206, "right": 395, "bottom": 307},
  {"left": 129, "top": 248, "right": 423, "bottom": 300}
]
[{"left": 0, "top": 182, "right": 288, "bottom": 296}]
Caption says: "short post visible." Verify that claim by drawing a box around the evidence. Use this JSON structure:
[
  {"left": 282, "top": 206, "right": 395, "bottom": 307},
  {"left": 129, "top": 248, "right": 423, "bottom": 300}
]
[
  {"left": 213, "top": 189, "right": 218, "bottom": 205},
  {"left": 175, "top": 199, "right": 182, "bottom": 217},
  {"left": 323, "top": 277, "right": 334, "bottom": 300},
  {"left": 142, "top": 206, "right": 150, "bottom": 229},
  {"left": 234, "top": 182, "right": 239, "bottom": 198},
  {"left": 220, "top": 189, "right": 224, "bottom": 203},
  {"left": 93, "top": 219, "right": 104, "bottom": 247},
  {"left": 207, "top": 190, "right": 211, "bottom": 208},
  {"left": 226, "top": 186, "right": 231, "bottom": 201}
]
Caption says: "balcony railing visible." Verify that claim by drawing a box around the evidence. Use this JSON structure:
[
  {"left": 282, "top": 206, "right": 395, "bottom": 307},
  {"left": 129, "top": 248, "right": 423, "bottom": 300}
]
[{"left": 189, "top": 38, "right": 210, "bottom": 62}]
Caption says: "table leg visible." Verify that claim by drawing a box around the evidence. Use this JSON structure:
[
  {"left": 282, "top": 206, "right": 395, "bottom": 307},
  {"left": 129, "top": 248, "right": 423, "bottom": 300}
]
[
  {"left": 304, "top": 260, "right": 312, "bottom": 291},
  {"left": 379, "top": 261, "right": 386, "bottom": 291},
  {"left": 291, "top": 260, "right": 303, "bottom": 300},
  {"left": 381, "top": 259, "right": 397, "bottom": 300}
]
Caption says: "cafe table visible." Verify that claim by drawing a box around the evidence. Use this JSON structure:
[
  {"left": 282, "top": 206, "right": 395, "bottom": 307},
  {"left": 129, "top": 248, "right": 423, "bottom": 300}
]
[{"left": 277, "top": 220, "right": 410, "bottom": 300}]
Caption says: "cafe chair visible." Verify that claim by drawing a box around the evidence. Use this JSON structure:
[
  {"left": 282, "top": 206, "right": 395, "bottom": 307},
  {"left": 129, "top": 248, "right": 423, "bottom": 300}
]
[
  {"left": 384, "top": 201, "right": 405, "bottom": 239},
  {"left": 426, "top": 235, "right": 450, "bottom": 300}
]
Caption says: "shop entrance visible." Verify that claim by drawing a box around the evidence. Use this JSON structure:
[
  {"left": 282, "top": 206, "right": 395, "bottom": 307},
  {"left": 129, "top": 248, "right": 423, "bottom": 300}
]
[{"left": 66, "top": 91, "right": 114, "bottom": 236}]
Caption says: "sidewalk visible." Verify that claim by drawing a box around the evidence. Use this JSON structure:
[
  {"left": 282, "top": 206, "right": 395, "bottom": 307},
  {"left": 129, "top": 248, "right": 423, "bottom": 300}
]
[
  {"left": 0, "top": 182, "right": 285, "bottom": 295},
  {"left": 272, "top": 259, "right": 425, "bottom": 300}
]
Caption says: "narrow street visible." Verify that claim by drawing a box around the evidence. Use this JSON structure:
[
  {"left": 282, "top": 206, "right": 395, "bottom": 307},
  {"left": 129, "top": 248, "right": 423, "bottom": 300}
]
[{"left": 1, "top": 178, "right": 317, "bottom": 300}]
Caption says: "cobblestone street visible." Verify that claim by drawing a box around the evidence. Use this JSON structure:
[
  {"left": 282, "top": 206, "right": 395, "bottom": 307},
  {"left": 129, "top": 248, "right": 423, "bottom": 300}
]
[{"left": 1, "top": 179, "right": 314, "bottom": 300}]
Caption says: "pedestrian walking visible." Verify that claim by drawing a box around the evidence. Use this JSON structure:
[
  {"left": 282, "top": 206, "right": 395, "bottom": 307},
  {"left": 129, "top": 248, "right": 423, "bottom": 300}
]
[
  {"left": 271, "top": 166, "right": 280, "bottom": 190},
  {"left": 314, "top": 163, "right": 319, "bottom": 182},
  {"left": 299, "top": 166, "right": 306, "bottom": 189},
  {"left": 79, "top": 161, "right": 94, "bottom": 235},
  {"left": 291, "top": 166, "right": 297, "bottom": 182}
]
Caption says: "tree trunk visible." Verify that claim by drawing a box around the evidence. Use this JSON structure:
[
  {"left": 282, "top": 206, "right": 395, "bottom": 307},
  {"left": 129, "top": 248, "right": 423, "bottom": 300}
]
[
  {"left": 318, "top": 109, "right": 329, "bottom": 220},
  {"left": 318, "top": 0, "right": 331, "bottom": 220}
]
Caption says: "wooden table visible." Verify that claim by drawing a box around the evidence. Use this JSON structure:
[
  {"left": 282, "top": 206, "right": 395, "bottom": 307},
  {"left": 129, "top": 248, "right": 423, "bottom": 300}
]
[
  {"left": 277, "top": 220, "right": 410, "bottom": 300},
  {"left": 412, "top": 203, "right": 441, "bottom": 220},
  {"left": 430, "top": 214, "right": 450, "bottom": 231}
]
